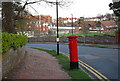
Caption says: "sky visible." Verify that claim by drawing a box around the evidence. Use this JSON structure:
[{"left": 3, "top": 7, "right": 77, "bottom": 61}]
[
  {"left": 26, "top": 0, "right": 113, "bottom": 19},
  {"left": 0, "top": 0, "right": 113, "bottom": 19}
]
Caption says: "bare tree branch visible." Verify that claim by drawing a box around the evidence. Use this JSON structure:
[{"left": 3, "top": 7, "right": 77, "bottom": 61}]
[
  {"left": 16, "top": 0, "right": 43, "bottom": 17},
  {"left": 16, "top": 0, "right": 72, "bottom": 20},
  {"left": 27, "top": 0, "right": 44, "bottom": 4},
  {"left": 44, "top": 0, "right": 72, "bottom": 7},
  {"left": 27, "top": 4, "right": 39, "bottom": 14}
]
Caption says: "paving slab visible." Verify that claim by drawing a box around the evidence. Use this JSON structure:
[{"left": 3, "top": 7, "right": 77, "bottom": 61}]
[{"left": 6, "top": 47, "right": 71, "bottom": 79}]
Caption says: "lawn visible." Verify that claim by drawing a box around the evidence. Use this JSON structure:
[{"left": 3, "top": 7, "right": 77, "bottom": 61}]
[{"left": 54, "top": 31, "right": 115, "bottom": 37}]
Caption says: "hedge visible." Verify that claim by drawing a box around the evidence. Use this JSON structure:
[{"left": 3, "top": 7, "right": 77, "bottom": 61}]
[{"left": 1, "top": 32, "right": 28, "bottom": 54}]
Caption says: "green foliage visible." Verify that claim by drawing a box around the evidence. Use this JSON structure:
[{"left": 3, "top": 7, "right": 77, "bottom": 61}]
[{"left": 1, "top": 32, "right": 28, "bottom": 54}]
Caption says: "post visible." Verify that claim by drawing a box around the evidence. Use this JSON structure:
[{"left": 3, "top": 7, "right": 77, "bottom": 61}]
[
  {"left": 115, "top": 17, "right": 120, "bottom": 44},
  {"left": 118, "top": 16, "right": 120, "bottom": 45},
  {"left": 67, "top": 36, "right": 79, "bottom": 69},
  {"left": 71, "top": 14, "right": 73, "bottom": 35},
  {"left": 56, "top": 0, "right": 59, "bottom": 55}
]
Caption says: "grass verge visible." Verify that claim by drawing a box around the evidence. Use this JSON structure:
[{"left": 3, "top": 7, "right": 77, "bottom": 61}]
[
  {"left": 30, "top": 47, "right": 93, "bottom": 81},
  {"left": 54, "top": 32, "right": 115, "bottom": 37}
]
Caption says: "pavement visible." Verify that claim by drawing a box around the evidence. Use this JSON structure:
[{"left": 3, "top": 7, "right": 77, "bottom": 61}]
[{"left": 6, "top": 47, "right": 71, "bottom": 79}]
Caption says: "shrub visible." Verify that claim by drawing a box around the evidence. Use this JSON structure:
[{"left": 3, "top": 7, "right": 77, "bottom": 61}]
[{"left": 1, "top": 32, "right": 28, "bottom": 54}]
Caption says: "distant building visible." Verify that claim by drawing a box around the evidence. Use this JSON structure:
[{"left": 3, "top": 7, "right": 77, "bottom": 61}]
[
  {"left": 100, "top": 21, "right": 118, "bottom": 31},
  {"left": 54, "top": 17, "right": 78, "bottom": 27},
  {"left": 17, "top": 14, "right": 53, "bottom": 37},
  {"left": 81, "top": 21, "right": 118, "bottom": 32},
  {"left": 17, "top": 14, "right": 118, "bottom": 37},
  {"left": 84, "top": 14, "right": 117, "bottom": 21}
]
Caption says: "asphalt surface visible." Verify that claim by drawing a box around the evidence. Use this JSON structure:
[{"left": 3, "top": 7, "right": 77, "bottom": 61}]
[{"left": 26, "top": 43, "right": 118, "bottom": 80}]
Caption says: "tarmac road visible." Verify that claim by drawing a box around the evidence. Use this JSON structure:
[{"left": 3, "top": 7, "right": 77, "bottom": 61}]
[{"left": 26, "top": 43, "right": 118, "bottom": 80}]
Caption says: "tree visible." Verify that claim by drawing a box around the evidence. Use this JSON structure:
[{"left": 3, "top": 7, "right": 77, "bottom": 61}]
[
  {"left": 109, "top": 1, "right": 120, "bottom": 44},
  {"left": 2, "top": 0, "right": 72, "bottom": 34},
  {"left": 109, "top": 1, "right": 120, "bottom": 30},
  {"left": 2, "top": 1, "right": 31, "bottom": 34},
  {"left": 2, "top": 2, "right": 15, "bottom": 33},
  {"left": 78, "top": 17, "right": 90, "bottom": 44},
  {"left": 78, "top": 17, "right": 89, "bottom": 35},
  {"left": 95, "top": 21, "right": 102, "bottom": 33}
]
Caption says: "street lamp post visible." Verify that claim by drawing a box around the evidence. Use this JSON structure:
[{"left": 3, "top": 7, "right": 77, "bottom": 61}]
[
  {"left": 46, "top": 0, "right": 67, "bottom": 55},
  {"left": 56, "top": 0, "right": 59, "bottom": 55},
  {"left": 71, "top": 14, "right": 74, "bottom": 35}
]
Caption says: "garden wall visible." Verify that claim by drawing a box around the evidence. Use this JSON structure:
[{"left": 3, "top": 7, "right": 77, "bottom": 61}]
[
  {"left": 28, "top": 35, "right": 116, "bottom": 44},
  {"left": 2, "top": 46, "right": 27, "bottom": 77}
]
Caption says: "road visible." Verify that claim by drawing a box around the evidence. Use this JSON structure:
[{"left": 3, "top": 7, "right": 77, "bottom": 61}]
[{"left": 26, "top": 43, "right": 118, "bottom": 80}]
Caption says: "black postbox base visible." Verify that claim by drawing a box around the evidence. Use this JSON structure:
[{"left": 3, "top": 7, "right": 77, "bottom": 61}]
[{"left": 70, "top": 61, "right": 79, "bottom": 70}]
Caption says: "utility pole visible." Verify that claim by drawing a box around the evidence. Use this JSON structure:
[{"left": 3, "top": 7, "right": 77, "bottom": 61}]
[
  {"left": 38, "top": 15, "right": 40, "bottom": 36},
  {"left": 45, "top": 0, "right": 69, "bottom": 55},
  {"left": 71, "top": 14, "right": 73, "bottom": 35},
  {"left": 56, "top": 0, "right": 59, "bottom": 55}
]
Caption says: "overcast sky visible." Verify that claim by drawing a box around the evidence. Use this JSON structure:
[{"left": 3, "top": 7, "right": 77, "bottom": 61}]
[
  {"left": 0, "top": 0, "right": 113, "bottom": 19},
  {"left": 27, "top": 0, "right": 113, "bottom": 19}
]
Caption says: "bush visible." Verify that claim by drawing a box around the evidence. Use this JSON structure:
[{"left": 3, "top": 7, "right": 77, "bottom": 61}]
[{"left": 1, "top": 32, "right": 28, "bottom": 54}]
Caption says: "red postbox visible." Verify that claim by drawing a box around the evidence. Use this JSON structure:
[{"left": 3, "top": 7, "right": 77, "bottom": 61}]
[{"left": 67, "top": 35, "right": 79, "bottom": 69}]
